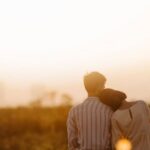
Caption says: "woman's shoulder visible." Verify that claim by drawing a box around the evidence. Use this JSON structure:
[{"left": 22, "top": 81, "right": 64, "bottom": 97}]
[
  {"left": 134, "top": 100, "right": 148, "bottom": 109},
  {"left": 137, "top": 100, "right": 147, "bottom": 105},
  {"left": 112, "top": 100, "right": 148, "bottom": 118},
  {"left": 118, "top": 100, "right": 146, "bottom": 110},
  {"left": 136, "top": 100, "right": 150, "bottom": 111}
]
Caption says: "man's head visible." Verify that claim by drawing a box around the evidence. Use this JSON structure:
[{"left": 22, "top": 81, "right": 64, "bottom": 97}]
[{"left": 84, "top": 72, "right": 106, "bottom": 97}]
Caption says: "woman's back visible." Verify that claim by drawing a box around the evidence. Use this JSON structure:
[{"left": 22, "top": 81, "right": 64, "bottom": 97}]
[{"left": 112, "top": 101, "right": 150, "bottom": 150}]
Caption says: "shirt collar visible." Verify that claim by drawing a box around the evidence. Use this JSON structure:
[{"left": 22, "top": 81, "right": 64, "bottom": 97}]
[{"left": 86, "top": 96, "right": 100, "bottom": 101}]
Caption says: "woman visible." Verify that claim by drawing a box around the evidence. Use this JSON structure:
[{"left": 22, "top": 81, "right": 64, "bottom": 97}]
[{"left": 100, "top": 88, "right": 150, "bottom": 150}]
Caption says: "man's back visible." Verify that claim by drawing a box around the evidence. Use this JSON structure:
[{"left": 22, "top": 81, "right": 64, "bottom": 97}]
[{"left": 67, "top": 97, "right": 113, "bottom": 150}]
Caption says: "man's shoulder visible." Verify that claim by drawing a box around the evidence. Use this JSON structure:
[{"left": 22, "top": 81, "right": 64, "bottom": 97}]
[
  {"left": 67, "top": 103, "right": 83, "bottom": 120},
  {"left": 100, "top": 101, "right": 113, "bottom": 109},
  {"left": 69, "top": 103, "right": 83, "bottom": 113},
  {"left": 98, "top": 98, "right": 112, "bottom": 109},
  {"left": 98, "top": 102, "right": 113, "bottom": 113},
  {"left": 70, "top": 99, "right": 112, "bottom": 112},
  {"left": 68, "top": 99, "right": 89, "bottom": 115}
]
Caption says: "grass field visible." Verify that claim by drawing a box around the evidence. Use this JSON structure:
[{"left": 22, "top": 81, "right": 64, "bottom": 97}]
[
  {"left": 0, "top": 104, "right": 149, "bottom": 150},
  {"left": 0, "top": 106, "right": 70, "bottom": 150}
]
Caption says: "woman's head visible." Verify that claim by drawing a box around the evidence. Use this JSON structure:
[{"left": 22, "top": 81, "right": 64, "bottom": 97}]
[{"left": 100, "top": 88, "right": 127, "bottom": 111}]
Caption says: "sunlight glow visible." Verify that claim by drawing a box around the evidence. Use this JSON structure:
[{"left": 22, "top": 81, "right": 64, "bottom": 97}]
[
  {"left": 116, "top": 139, "right": 132, "bottom": 150},
  {"left": 0, "top": 0, "right": 150, "bottom": 105}
]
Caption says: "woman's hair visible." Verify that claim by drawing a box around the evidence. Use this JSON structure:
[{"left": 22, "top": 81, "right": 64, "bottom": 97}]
[{"left": 100, "top": 88, "right": 127, "bottom": 111}]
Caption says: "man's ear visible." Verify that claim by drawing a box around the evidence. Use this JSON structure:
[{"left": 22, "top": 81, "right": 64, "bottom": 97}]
[
  {"left": 95, "top": 85, "right": 104, "bottom": 96},
  {"left": 98, "top": 84, "right": 105, "bottom": 91}
]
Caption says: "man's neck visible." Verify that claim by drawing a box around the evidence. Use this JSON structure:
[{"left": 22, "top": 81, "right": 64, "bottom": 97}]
[{"left": 88, "top": 93, "right": 98, "bottom": 97}]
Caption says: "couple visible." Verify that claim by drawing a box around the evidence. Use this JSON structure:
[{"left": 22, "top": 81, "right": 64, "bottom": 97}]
[{"left": 67, "top": 72, "right": 150, "bottom": 150}]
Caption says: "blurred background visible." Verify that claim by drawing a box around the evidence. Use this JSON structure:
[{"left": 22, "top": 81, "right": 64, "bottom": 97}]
[{"left": 0, "top": 0, "right": 150, "bottom": 149}]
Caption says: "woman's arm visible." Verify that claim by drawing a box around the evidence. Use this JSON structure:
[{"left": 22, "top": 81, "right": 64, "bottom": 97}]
[
  {"left": 111, "top": 118, "right": 123, "bottom": 150},
  {"left": 139, "top": 100, "right": 150, "bottom": 122},
  {"left": 144, "top": 102, "right": 150, "bottom": 122}
]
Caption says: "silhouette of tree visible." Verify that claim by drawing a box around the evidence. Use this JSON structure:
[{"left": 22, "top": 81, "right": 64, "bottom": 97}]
[
  {"left": 61, "top": 93, "right": 73, "bottom": 106},
  {"left": 30, "top": 84, "right": 73, "bottom": 107},
  {"left": 46, "top": 91, "right": 57, "bottom": 105},
  {"left": 0, "top": 82, "right": 5, "bottom": 101},
  {"left": 30, "top": 84, "right": 47, "bottom": 100},
  {"left": 47, "top": 91, "right": 57, "bottom": 100},
  {"left": 29, "top": 99, "right": 43, "bottom": 108}
]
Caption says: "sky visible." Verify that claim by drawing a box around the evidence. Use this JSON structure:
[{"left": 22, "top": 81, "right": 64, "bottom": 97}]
[{"left": 0, "top": 0, "right": 150, "bottom": 106}]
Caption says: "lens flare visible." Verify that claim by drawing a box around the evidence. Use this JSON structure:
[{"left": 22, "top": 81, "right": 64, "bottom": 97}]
[{"left": 116, "top": 138, "right": 132, "bottom": 150}]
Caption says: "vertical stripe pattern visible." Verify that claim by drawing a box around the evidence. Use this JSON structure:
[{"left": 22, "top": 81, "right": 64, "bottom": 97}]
[{"left": 67, "top": 97, "right": 113, "bottom": 150}]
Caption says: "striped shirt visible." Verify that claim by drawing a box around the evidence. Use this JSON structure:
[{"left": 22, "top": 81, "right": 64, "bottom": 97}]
[{"left": 67, "top": 97, "right": 113, "bottom": 150}]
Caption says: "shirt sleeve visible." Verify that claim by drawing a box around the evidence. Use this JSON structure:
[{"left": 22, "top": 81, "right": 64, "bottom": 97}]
[
  {"left": 111, "top": 117, "right": 123, "bottom": 150},
  {"left": 67, "top": 107, "right": 79, "bottom": 150},
  {"left": 106, "top": 110, "right": 113, "bottom": 150},
  {"left": 144, "top": 102, "right": 150, "bottom": 122}
]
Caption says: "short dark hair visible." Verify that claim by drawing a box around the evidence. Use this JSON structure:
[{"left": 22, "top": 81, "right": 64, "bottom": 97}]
[
  {"left": 84, "top": 72, "right": 106, "bottom": 94},
  {"left": 100, "top": 88, "right": 127, "bottom": 111}
]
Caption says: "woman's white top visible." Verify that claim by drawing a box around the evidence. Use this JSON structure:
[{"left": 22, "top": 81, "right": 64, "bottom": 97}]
[{"left": 111, "top": 101, "right": 150, "bottom": 150}]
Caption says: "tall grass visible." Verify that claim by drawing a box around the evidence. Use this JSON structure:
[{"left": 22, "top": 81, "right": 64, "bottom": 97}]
[
  {"left": 1, "top": 105, "right": 149, "bottom": 150},
  {"left": 0, "top": 106, "right": 70, "bottom": 150}
]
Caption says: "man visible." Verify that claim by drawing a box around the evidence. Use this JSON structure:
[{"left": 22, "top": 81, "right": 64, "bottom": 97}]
[{"left": 67, "top": 72, "right": 113, "bottom": 150}]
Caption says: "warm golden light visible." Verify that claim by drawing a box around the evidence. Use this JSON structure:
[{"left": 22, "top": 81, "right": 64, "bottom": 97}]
[
  {"left": 0, "top": 0, "right": 150, "bottom": 106},
  {"left": 116, "top": 139, "right": 132, "bottom": 150}
]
